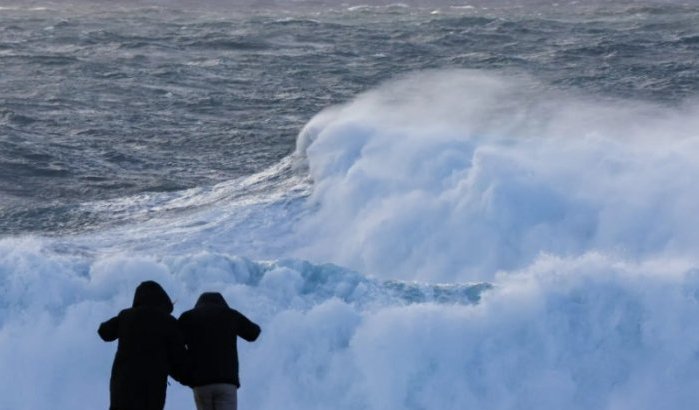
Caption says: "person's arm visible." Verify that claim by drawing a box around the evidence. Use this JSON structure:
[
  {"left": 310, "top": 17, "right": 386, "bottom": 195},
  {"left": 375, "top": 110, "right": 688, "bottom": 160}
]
[
  {"left": 98, "top": 315, "right": 119, "bottom": 342},
  {"left": 233, "top": 310, "right": 261, "bottom": 342},
  {"left": 168, "top": 317, "right": 191, "bottom": 386}
]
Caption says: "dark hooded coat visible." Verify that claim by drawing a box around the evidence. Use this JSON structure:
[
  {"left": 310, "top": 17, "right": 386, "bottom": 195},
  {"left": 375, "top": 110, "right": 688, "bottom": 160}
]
[
  {"left": 98, "top": 281, "right": 188, "bottom": 410},
  {"left": 178, "top": 292, "right": 261, "bottom": 388}
]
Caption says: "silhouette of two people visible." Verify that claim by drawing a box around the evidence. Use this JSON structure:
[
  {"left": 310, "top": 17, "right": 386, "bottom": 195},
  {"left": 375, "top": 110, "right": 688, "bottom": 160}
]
[{"left": 99, "top": 281, "right": 261, "bottom": 410}]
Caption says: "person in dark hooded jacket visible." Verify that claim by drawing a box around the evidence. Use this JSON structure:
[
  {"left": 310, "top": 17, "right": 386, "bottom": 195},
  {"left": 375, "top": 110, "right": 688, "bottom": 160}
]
[
  {"left": 98, "top": 280, "right": 188, "bottom": 410},
  {"left": 178, "top": 292, "right": 261, "bottom": 410}
]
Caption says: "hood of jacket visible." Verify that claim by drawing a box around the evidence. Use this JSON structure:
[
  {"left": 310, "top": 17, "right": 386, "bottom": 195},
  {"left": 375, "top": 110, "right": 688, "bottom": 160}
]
[
  {"left": 132, "top": 281, "right": 174, "bottom": 314},
  {"left": 194, "top": 292, "right": 230, "bottom": 309}
]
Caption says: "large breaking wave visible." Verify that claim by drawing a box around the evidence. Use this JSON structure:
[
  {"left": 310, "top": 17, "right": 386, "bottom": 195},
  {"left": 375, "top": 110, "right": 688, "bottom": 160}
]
[
  {"left": 294, "top": 70, "right": 699, "bottom": 281},
  {"left": 3, "top": 70, "right": 699, "bottom": 409}
]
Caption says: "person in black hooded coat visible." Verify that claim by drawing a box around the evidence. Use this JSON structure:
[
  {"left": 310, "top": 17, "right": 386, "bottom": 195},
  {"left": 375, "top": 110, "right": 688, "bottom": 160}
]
[
  {"left": 178, "top": 292, "right": 261, "bottom": 410},
  {"left": 98, "top": 280, "right": 188, "bottom": 410}
]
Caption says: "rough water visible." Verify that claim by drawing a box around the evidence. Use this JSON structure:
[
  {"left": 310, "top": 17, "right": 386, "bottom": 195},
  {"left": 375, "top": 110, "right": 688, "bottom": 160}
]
[{"left": 2, "top": 1, "right": 699, "bottom": 409}]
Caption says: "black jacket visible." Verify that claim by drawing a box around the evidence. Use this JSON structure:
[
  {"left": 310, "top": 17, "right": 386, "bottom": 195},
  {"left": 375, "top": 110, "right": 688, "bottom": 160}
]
[
  {"left": 98, "top": 281, "right": 187, "bottom": 410},
  {"left": 178, "top": 292, "right": 261, "bottom": 388}
]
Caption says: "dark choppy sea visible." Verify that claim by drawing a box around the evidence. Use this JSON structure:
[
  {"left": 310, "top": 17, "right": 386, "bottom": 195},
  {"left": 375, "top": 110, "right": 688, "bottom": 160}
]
[{"left": 1, "top": 1, "right": 698, "bottom": 235}]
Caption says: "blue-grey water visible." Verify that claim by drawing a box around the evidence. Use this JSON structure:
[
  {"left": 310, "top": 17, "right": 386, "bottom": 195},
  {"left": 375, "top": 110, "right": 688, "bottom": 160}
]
[
  {"left": 5, "top": 3, "right": 699, "bottom": 410},
  {"left": 2, "top": 2, "right": 698, "bottom": 235}
]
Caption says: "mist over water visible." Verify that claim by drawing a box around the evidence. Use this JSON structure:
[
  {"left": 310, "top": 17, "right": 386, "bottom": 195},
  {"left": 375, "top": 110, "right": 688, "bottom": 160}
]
[{"left": 2, "top": 2, "right": 699, "bottom": 409}]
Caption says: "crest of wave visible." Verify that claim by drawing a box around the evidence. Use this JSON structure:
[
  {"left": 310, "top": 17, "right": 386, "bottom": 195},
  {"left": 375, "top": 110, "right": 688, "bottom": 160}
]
[{"left": 294, "top": 69, "right": 699, "bottom": 281}]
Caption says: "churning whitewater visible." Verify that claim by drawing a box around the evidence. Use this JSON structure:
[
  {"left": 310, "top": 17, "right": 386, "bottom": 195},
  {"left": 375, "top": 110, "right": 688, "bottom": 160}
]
[{"left": 2, "top": 3, "right": 699, "bottom": 410}]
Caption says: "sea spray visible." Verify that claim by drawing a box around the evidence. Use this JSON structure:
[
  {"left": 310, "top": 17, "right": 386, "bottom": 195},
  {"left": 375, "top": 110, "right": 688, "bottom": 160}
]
[{"left": 293, "top": 70, "right": 699, "bottom": 281}]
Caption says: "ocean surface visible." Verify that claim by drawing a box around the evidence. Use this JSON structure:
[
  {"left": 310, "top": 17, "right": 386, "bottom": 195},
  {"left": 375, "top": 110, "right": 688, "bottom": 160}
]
[{"left": 2, "top": 1, "right": 699, "bottom": 409}]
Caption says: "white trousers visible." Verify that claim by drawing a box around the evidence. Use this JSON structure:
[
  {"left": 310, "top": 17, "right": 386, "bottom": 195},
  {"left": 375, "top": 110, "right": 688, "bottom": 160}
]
[{"left": 193, "top": 383, "right": 238, "bottom": 410}]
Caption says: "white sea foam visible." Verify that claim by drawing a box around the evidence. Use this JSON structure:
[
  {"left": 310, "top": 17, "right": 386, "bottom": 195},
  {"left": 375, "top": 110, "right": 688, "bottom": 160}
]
[
  {"left": 2, "top": 238, "right": 699, "bottom": 409},
  {"left": 2, "top": 69, "right": 699, "bottom": 409}
]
